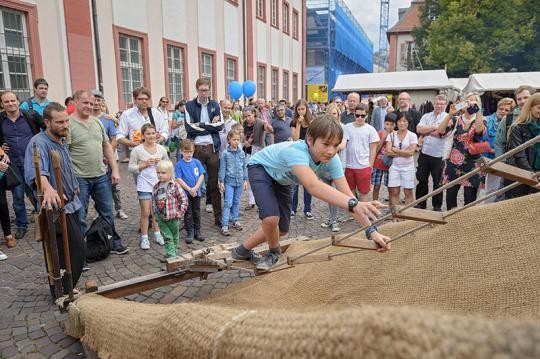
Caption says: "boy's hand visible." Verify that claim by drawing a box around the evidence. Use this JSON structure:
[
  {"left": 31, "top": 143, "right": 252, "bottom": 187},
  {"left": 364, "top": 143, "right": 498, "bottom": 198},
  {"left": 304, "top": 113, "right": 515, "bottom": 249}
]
[
  {"left": 243, "top": 180, "right": 248, "bottom": 191},
  {"left": 188, "top": 188, "right": 197, "bottom": 197},
  {"left": 371, "top": 231, "right": 391, "bottom": 253},
  {"left": 218, "top": 182, "right": 225, "bottom": 193},
  {"left": 176, "top": 211, "right": 183, "bottom": 219},
  {"left": 352, "top": 201, "right": 385, "bottom": 224}
]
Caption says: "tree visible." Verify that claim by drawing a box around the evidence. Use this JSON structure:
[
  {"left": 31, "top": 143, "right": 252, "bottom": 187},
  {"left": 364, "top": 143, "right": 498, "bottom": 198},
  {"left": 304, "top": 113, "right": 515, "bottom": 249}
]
[{"left": 412, "top": 0, "right": 537, "bottom": 77}]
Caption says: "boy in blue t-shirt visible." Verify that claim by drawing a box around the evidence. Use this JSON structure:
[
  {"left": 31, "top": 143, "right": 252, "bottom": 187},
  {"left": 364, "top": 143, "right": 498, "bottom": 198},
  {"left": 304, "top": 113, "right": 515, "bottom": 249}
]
[
  {"left": 232, "top": 115, "right": 391, "bottom": 271},
  {"left": 175, "top": 139, "right": 206, "bottom": 243}
]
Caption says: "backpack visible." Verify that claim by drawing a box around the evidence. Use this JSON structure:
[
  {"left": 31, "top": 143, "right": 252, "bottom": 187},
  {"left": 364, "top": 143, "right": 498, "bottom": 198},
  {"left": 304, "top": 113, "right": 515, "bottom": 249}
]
[{"left": 85, "top": 216, "right": 113, "bottom": 262}]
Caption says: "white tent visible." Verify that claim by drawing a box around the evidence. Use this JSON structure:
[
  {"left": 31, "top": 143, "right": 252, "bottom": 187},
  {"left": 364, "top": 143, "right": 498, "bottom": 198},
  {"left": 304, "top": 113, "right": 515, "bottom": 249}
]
[
  {"left": 332, "top": 70, "right": 452, "bottom": 92},
  {"left": 449, "top": 78, "right": 468, "bottom": 92},
  {"left": 462, "top": 72, "right": 540, "bottom": 94}
]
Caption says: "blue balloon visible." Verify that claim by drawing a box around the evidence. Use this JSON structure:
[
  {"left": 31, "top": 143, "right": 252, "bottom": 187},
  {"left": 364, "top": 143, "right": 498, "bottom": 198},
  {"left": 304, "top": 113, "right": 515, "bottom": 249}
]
[
  {"left": 242, "top": 80, "right": 256, "bottom": 97},
  {"left": 228, "top": 81, "right": 243, "bottom": 100}
]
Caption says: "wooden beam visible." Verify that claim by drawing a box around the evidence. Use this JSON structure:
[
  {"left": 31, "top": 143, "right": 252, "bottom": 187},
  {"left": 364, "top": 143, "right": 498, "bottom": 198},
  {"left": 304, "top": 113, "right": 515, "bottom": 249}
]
[
  {"left": 287, "top": 253, "right": 331, "bottom": 265},
  {"left": 332, "top": 236, "right": 379, "bottom": 250},
  {"left": 477, "top": 157, "right": 539, "bottom": 187},
  {"left": 392, "top": 207, "right": 447, "bottom": 224}
]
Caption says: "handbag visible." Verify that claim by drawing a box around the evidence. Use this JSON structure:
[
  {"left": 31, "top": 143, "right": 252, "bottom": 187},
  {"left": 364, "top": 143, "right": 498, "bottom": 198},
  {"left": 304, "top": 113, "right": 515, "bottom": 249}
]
[
  {"left": 381, "top": 132, "right": 394, "bottom": 167},
  {"left": 442, "top": 117, "right": 458, "bottom": 160},
  {"left": 468, "top": 141, "right": 491, "bottom": 155},
  {"left": 4, "top": 165, "right": 22, "bottom": 189}
]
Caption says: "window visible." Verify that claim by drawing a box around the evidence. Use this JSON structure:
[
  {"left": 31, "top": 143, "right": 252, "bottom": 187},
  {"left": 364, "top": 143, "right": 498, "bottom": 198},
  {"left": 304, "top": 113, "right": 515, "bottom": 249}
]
[
  {"left": 225, "top": 56, "right": 237, "bottom": 99},
  {"left": 256, "top": 0, "right": 265, "bottom": 21},
  {"left": 270, "top": 0, "right": 279, "bottom": 28},
  {"left": 225, "top": 0, "right": 239, "bottom": 5},
  {"left": 166, "top": 44, "right": 185, "bottom": 103},
  {"left": 0, "top": 8, "right": 32, "bottom": 99},
  {"left": 292, "top": 72, "right": 298, "bottom": 101},
  {"left": 271, "top": 67, "right": 279, "bottom": 101},
  {"left": 292, "top": 9, "right": 299, "bottom": 40},
  {"left": 282, "top": 2, "right": 290, "bottom": 34},
  {"left": 282, "top": 70, "right": 289, "bottom": 100},
  {"left": 257, "top": 64, "right": 266, "bottom": 100},
  {"left": 119, "top": 33, "right": 144, "bottom": 106},
  {"left": 201, "top": 52, "right": 214, "bottom": 97}
]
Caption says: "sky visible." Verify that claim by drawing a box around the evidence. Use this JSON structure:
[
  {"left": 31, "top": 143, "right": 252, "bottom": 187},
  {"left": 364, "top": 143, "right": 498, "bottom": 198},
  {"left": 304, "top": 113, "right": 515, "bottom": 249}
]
[{"left": 343, "top": 0, "right": 412, "bottom": 51}]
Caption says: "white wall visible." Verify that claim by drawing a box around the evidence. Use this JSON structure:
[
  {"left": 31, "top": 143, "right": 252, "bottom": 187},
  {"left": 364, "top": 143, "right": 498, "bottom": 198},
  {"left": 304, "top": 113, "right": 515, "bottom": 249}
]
[
  {"left": 162, "top": 0, "right": 188, "bottom": 42},
  {"left": 112, "top": 0, "right": 147, "bottom": 33}
]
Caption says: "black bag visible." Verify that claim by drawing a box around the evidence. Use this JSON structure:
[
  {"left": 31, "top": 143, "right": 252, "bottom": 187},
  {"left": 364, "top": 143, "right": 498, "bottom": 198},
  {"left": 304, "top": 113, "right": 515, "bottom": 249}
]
[
  {"left": 4, "top": 165, "right": 22, "bottom": 189},
  {"left": 85, "top": 216, "right": 113, "bottom": 262}
]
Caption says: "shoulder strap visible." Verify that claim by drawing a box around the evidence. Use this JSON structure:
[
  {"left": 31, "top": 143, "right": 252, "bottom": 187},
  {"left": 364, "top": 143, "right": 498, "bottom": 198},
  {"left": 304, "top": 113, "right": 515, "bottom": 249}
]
[
  {"left": 26, "top": 98, "right": 33, "bottom": 110},
  {"left": 147, "top": 107, "right": 155, "bottom": 126}
]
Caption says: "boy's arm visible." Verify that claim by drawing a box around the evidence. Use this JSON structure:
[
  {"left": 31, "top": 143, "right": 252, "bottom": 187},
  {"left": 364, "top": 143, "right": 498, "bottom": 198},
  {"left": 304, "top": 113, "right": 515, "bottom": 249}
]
[
  {"left": 175, "top": 177, "right": 191, "bottom": 191},
  {"left": 369, "top": 142, "right": 378, "bottom": 167},
  {"left": 194, "top": 174, "right": 205, "bottom": 190}
]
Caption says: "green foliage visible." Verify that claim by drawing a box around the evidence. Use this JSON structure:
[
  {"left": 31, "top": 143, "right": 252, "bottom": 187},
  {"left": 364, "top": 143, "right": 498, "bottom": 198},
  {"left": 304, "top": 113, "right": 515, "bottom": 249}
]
[{"left": 412, "top": 0, "right": 537, "bottom": 76}]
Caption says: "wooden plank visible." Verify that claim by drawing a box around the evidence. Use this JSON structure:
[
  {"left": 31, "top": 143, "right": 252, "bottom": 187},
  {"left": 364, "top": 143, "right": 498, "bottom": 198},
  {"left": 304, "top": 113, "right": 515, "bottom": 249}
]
[
  {"left": 332, "top": 236, "right": 379, "bottom": 250},
  {"left": 288, "top": 253, "right": 331, "bottom": 265},
  {"left": 392, "top": 207, "right": 447, "bottom": 224},
  {"left": 477, "top": 157, "right": 539, "bottom": 186}
]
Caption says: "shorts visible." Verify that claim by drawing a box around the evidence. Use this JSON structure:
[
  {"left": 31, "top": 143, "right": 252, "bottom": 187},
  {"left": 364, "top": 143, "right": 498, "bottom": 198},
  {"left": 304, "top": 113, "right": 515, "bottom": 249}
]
[
  {"left": 248, "top": 164, "right": 293, "bottom": 233},
  {"left": 388, "top": 166, "right": 416, "bottom": 189},
  {"left": 137, "top": 191, "right": 153, "bottom": 200},
  {"left": 371, "top": 168, "right": 389, "bottom": 187},
  {"left": 345, "top": 167, "right": 371, "bottom": 194}
]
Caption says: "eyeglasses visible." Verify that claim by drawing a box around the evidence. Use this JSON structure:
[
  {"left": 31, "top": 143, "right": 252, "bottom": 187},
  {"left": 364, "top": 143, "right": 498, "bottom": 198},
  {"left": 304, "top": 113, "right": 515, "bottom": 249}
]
[
  {"left": 355, "top": 113, "right": 367, "bottom": 118},
  {"left": 161, "top": 100, "right": 169, "bottom": 104},
  {"left": 197, "top": 88, "right": 210, "bottom": 93}
]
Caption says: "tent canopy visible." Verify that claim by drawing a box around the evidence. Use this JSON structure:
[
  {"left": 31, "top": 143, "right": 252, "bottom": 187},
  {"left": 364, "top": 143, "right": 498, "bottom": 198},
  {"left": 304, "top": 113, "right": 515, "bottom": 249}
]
[
  {"left": 462, "top": 72, "right": 540, "bottom": 94},
  {"left": 332, "top": 70, "right": 452, "bottom": 93},
  {"left": 449, "top": 78, "right": 468, "bottom": 92}
]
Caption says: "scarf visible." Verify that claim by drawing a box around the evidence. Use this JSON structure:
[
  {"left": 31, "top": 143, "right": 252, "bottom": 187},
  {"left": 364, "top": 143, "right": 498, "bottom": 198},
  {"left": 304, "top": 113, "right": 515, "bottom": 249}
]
[{"left": 528, "top": 119, "right": 540, "bottom": 171}]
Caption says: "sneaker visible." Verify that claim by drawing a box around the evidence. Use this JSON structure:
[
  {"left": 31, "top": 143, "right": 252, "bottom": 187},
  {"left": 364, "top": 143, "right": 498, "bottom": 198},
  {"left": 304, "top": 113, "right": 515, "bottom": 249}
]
[
  {"left": 232, "top": 221, "right": 243, "bottom": 231},
  {"left": 140, "top": 236, "right": 150, "bottom": 250},
  {"left": 305, "top": 212, "right": 314, "bottom": 220},
  {"left": 154, "top": 232, "right": 165, "bottom": 246},
  {"left": 14, "top": 228, "right": 27, "bottom": 240},
  {"left": 0, "top": 250, "right": 7, "bottom": 261},
  {"left": 205, "top": 204, "right": 213, "bottom": 213},
  {"left": 194, "top": 230, "right": 205, "bottom": 242},
  {"left": 82, "top": 265, "right": 90, "bottom": 272},
  {"left": 321, "top": 220, "right": 331, "bottom": 228},
  {"left": 290, "top": 211, "right": 296, "bottom": 217},
  {"left": 185, "top": 231, "right": 194, "bottom": 244},
  {"left": 331, "top": 222, "right": 341, "bottom": 232},
  {"left": 244, "top": 204, "right": 255, "bottom": 211},
  {"left": 116, "top": 210, "right": 129, "bottom": 219},
  {"left": 111, "top": 246, "right": 130, "bottom": 255},
  {"left": 256, "top": 252, "right": 281, "bottom": 272},
  {"left": 231, "top": 247, "right": 262, "bottom": 263},
  {"left": 5, "top": 235, "right": 16, "bottom": 248},
  {"left": 221, "top": 226, "right": 230, "bottom": 236}
]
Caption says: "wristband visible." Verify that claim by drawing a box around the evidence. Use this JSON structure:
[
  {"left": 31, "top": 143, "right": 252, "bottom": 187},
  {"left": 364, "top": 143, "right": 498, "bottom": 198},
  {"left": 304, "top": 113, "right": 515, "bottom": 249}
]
[{"left": 365, "top": 224, "right": 378, "bottom": 240}]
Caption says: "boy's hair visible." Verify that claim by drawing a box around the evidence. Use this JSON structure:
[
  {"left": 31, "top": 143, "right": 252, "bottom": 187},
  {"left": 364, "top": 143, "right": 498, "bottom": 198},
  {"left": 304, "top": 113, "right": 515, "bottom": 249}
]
[
  {"left": 355, "top": 103, "right": 368, "bottom": 112},
  {"left": 156, "top": 160, "right": 174, "bottom": 180},
  {"left": 227, "top": 128, "right": 243, "bottom": 140},
  {"left": 384, "top": 112, "right": 397, "bottom": 123},
  {"left": 231, "top": 122, "right": 243, "bottom": 132},
  {"left": 307, "top": 114, "right": 343, "bottom": 144},
  {"left": 180, "top": 139, "right": 195, "bottom": 151}
]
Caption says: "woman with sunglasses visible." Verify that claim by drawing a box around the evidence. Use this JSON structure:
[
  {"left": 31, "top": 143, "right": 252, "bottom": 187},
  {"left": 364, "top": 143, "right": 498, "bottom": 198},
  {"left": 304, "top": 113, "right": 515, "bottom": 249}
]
[{"left": 386, "top": 112, "right": 417, "bottom": 210}]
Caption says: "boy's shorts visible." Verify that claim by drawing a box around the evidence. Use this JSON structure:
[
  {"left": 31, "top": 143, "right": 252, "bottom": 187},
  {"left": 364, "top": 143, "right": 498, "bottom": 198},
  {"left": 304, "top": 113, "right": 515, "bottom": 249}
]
[
  {"left": 248, "top": 165, "right": 293, "bottom": 233},
  {"left": 345, "top": 167, "right": 371, "bottom": 195},
  {"left": 371, "top": 168, "right": 389, "bottom": 187}
]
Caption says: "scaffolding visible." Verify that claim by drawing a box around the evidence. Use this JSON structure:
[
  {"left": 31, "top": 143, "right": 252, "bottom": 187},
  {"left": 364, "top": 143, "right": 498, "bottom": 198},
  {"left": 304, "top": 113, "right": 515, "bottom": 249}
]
[{"left": 306, "top": 0, "right": 373, "bottom": 99}]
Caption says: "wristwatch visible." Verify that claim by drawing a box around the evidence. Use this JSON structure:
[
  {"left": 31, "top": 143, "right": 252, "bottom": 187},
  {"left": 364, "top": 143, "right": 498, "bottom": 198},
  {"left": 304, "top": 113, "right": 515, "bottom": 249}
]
[{"left": 348, "top": 198, "right": 359, "bottom": 213}]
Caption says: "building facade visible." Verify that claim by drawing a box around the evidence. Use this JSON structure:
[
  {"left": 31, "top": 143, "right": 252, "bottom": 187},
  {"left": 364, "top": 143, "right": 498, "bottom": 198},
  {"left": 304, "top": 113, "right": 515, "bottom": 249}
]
[
  {"left": 386, "top": 0, "right": 423, "bottom": 72},
  {"left": 306, "top": 0, "right": 372, "bottom": 100},
  {"left": 0, "top": 0, "right": 306, "bottom": 112}
]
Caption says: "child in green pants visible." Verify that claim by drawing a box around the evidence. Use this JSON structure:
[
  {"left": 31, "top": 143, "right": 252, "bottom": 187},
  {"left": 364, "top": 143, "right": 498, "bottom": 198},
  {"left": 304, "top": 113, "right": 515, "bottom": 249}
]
[{"left": 152, "top": 160, "right": 188, "bottom": 259}]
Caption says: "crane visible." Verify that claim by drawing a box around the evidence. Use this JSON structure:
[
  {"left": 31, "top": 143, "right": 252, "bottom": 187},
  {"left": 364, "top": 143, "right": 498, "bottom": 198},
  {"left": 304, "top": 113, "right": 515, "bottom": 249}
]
[{"left": 378, "top": 0, "right": 390, "bottom": 71}]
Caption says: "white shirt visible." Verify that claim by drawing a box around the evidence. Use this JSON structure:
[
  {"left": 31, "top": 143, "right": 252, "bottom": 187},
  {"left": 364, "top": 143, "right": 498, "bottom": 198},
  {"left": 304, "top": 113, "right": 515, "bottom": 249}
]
[
  {"left": 219, "top": 117, "right": 237, "bottom": 154},
  {"left": 344, "top": 123, "right": 379, "bottom": 169},
  {"left": 117, "top": 107, "right": 169, "bottom": 143},
  {"left": 127, "top": 144, "right": 169, "bottom": 192},
  {"left": 338, "top": 123, "right": 349, "bottom": 168},
  {"left": 386, "top": 130, "right": 418, "bottom": 167},
  {"left": 184, "top": 99, "right": 215, "bottom": 145},
  {"left": 418, "top": 111, "right": 447, "bottom": 158},
  {"left": 156, "top": 106, "right": 171, "bottom": 121}
]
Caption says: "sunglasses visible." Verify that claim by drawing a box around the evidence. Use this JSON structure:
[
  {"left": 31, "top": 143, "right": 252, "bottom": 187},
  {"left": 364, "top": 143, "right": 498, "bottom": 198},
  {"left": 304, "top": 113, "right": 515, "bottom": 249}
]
[{"left": 355, "top": 113, "right": 367, "bottom": 118}]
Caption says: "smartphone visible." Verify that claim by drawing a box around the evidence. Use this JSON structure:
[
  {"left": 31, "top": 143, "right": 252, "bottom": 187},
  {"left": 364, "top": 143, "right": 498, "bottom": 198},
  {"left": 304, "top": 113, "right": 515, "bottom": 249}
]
[{"left": 455, "top": 101, "right": 468, "bottom": 111}]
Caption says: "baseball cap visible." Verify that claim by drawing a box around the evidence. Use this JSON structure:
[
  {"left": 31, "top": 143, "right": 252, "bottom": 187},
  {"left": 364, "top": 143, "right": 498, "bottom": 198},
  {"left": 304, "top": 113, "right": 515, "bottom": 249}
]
[{"left": 91, "top": 89, "right": 104, "bottom": 98}]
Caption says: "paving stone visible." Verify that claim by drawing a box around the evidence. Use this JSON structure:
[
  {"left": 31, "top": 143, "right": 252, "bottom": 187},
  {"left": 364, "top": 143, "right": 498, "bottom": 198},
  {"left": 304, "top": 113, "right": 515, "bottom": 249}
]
[
  {"left": 40, "top": 342, "right": 62, "bottom": 357},
  {"left": 1, "top": 345, "right": 18, "bottom": 358},
  {"left": 28, "top": 329, "right": 45, "bottom": 340},
  {"left": 50, "top": 348, "right": 72, "bottom": 359}
]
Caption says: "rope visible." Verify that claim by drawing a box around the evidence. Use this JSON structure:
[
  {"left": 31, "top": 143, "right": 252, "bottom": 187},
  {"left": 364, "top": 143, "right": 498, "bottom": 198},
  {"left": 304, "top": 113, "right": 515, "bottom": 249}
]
[{"left": 212, "top": 310, "right": 256, "bottom": 359}]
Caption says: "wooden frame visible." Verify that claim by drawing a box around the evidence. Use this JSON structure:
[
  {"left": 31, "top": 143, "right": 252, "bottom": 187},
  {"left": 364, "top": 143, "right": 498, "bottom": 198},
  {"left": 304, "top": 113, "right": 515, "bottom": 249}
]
[
  {"left": 282, "top": 1, "right": 290, "bottom": 35},
  {"left": 257, "top": 62, "right": 267, "bottom": 100},
  {"left": 198, "top": 47, "right": 218, "bottom": 99},
  {"left": 282, "top": 69, "right": 289, "bottom": 100},
  {"left": 292, "top": 8, "right": 299, "bottom": 40},
  {"left": 271, "top": 66, "right": 279, "bottom": 101},
  {"left": 256, "top": 0, "right": 266, "bottom": 22},
  {"left": 270, "top": 0, "right": 279, "bottom": 29},
  {"left": 163, "top": 39, "right": 189, "bottom": 105}
]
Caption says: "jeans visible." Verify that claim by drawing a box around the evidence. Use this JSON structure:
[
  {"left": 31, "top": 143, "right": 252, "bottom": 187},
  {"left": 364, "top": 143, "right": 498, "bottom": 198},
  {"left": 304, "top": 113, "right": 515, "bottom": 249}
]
[
  {"left": 222, "top": 183, "right": 243, "bottom": 225},
  {"left": 321, "top": 178, "right": 339, "bottom": 223},
  {"left": 415, "top": 153, "right": 443, "bottom": 210},
  {"left": 484, "top": 173, "right": 502, "bottom": 204},
  {"left": 77, "top": 175, "right": 123, "bottom": 249},
  {"left": 107, "top": 166, "right": 122, "bottom": 211},
  {"left": 292, "top": 185, "right": 312, "bottom": 214},
  {"left": 11, "top": 165, "right": 37, "bottom": 229}
]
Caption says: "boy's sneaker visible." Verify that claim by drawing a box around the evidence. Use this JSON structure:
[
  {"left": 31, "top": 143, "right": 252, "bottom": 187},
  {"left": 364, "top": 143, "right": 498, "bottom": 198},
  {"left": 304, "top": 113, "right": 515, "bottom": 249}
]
[
  {"left": 0, "top": 250, "right": 7, "bottom": 261},
  {"left": 245, "top": 204, "right": 255, "bottom": 211},
  {"left": 232, "top": 221, "right": 243, "bottom": 231},
  {"left": 185, "top": 231, "right": 194, "bottom": 244},
  {"left": 321, "top": 220, "right": 331, "bottom": 228},
  {"left": 256, "top": 252, "right": 281, "bottom": 272},
  {"left": 154, "top": 232, "right": 165, "bottom": 246},
  {"left": 231, "top": 247, "right": 262, "bottom": 263},
  {"left": 111, "top": 245, "right": 130, "bottom": 255},
  {"left": 205, "top": 204, "right": 213, "bottom": 213},
  {"left": 194, "top": 230, "right": 205, "bottom": 242},
  {"left": 331, "top": 222, "right": 341, "bottom": 232},
  {"left": 305, "top": 212, "right": 314, "bottom": 220},
  {"left": 140, "top": 236, "right": 150, "bottom": 250},
  {"left": 221, "top": 226, "right": 230, "bottom": 236},
  {"left": 290, "top": 211, "right": 296, "bottom": 217},
  {"left": 116, "top": 210, "right": 129, "bottom": 219}
]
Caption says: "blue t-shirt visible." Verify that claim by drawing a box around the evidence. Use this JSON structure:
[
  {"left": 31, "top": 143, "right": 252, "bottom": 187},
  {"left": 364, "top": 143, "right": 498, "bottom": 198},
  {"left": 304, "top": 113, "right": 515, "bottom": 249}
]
[
  {"left": 20, "top": 98, "right": 50, "bottom": 116},
  {"left": 174, "top": 158, "right": 206, "bottom": 196},
  {"left": 248, "top": 140, "right": 344, "bottom": 185},
  {"left": 98, "top": 114, "right": 117, "bottom": 139}
]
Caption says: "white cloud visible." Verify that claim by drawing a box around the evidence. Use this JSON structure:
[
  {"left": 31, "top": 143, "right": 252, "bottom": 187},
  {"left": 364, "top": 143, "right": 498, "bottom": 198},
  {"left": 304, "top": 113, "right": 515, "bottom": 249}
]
[{"left": 342, "top": 0, "right": 412, "bottom": 51}]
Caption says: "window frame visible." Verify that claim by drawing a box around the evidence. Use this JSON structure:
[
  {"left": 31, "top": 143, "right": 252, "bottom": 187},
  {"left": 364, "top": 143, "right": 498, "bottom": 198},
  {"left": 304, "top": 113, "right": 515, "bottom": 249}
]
[
  {"left": 224, "top": 53, "right": 238, "bottom": 100},
  {"left": 256, "top": 0, "right": 266, "bottom": 22},
  {"left": 257, "top": 63, "right": 267, "bottom": 100},
  {"left": 198, "top": 47, "right": 217, "bottom": 99},
  {"left": 282, "top": 1, "right": 290, "bottom": 35},
  {"left": 270, "top": 0, "right": 279, "bottom": 29},
  {"left": 225, "top": 0, "right": 239, "bottom": 6},
  {"left": 271, "top": 66, "right": 279, "bottom": 101},
  {"left": 282, "top": 69, "right": 289, "bottom": 101},
  {"left": 292, "top": 8, "right": 299, "bottom": 40},
  {"left": 292, "top": 72, "right": 298, "bottom": 102},
  {"left": 163, "top": 39, "right": 188, "bottom": 105}
]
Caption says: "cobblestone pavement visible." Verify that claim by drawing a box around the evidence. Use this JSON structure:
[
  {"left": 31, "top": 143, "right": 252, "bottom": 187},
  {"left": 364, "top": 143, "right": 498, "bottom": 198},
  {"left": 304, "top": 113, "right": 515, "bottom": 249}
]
[{"left": 1, "top": 157, "right": 394, "bottom": 358}]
